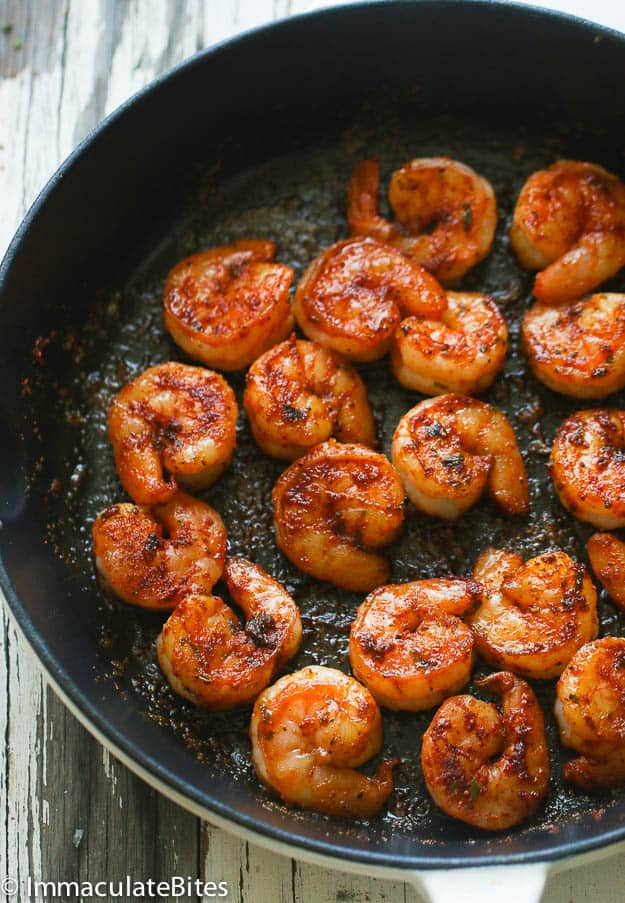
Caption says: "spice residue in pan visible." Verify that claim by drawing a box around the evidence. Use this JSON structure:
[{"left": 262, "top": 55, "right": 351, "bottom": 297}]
[{"left": 23, "top": 104, "right": 625, "bottom": 844}]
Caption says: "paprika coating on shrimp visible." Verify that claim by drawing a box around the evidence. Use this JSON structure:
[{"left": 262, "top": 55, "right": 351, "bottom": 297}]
[
  {"left": 157, "top": 557, "right": 302, "bottom": 710},
  {"left": 250, "top": 665, "right": 398, "bottom": 817},
  {"left": 163, "top": 239, "right": 294, "bottom": 370},
  {"left": 550, "top": 408, "right": 625, "bottom": 529},
  {"left": 421, "top": 671, "right": 550, "bottom": 830},
  {"left": 272, "top": 439, "right": 405, "bottom": 592},
  {"left": 244, "top": 335, "right": 376, "bottom": 459},
  {"left": 347, "top": 157, "right": 497, "bottom": 283},
  {"left": 108, "top": 361, "right": 238, "bottom": 506},
  {"left": 349, "top": 578, "right": 479, "bottom": 711},
  {"left": 470, "top": 548, "right": 598, "bottom": 679},
  {"left": 92, "top": 491, "right": 226, "bottom": 610},
  {"left": 511, "top": 160, "right": 625, "bottom": 304}
]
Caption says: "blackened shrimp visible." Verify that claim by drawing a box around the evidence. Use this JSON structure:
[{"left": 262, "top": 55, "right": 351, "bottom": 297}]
[
  {"left": 391, "top": 394, "right": 529, "bottom": 520},
  {"left": 522, "top": 293, "right": 625, "bottom": 398},
  {"left": 511, "top": 161, "right": 625, "bottom": 304},
  {"left": 470, "top": 548, "right": 598, "bottom": 679},
  {"left": 163, "top": 239, "right": 294, "bottom": 370},
  {"left": 421, "top": 672, "right": 550, "bottom": 830},
  {"left": 250, "top": 665, "right": 397, "bottom": 817},
  {"left": 272, "top": 440, "right": 405, "bottom": 592},
  {"left": 555, "top": 637, "right": 625, "bottom": 790},
  {"left": 156, "top": 558, "right": 302, "bottom": 710},
  {"left": 392, "top": 291, "right": 508, "bottom": 396},
  {"left": 293, "top": 237, "right": 446, "bottom": 363},
  {"left": 108, "top": 361, "right": 238, "bottom": 506},
  {"left": 243, "top": 335, "right": 375, "bottom": 460},
  {"left": 349, "top": 579, "right": 479, "bottom": 711},
  {"left": 347, "top": 157, "right": 497, "bottom": 283},
  {"left": 550, "top": 408, "right": 625, "bottom": 528},
  {"left": 587, "top": 531, "right": 625, "bottom": 613},
  {"left": 92, "top": 492, "right": 226, "bottom": 610}
]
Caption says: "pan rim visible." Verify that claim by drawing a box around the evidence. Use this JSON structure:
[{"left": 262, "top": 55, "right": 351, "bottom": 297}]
[{"left": 2, "top": 0, "right": 625, "bottom": 872}]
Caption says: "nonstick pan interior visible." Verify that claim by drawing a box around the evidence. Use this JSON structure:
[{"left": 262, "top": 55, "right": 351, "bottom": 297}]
[{"left": 3, "top": 1, "right": 625, "bottom": 870}]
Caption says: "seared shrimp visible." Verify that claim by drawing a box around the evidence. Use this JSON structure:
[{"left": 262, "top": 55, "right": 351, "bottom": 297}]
[
  {"left": 93, "top": 492, "right": 226, "bottom": 610},
  {"left": 272, "top": 439, "right": 405, "bottom": 592},
  {"left": 587, "top": 532, "right": 625, "bottom": 612},
  {"left": 555, "top": 637, "right": 625, "bottom": 789},
  {"left": 243, "top": 335, "right": 376, "bottom": 460},
  {"left": 421, "top": 671, "right": 550, "bottom": 830},
  {"left": 522, "top": 294, "right": 625, "bottom": 398},
  {"left": 163, "top": 239, "right": 294, "bottom": 370},
  {"left": 250, "top": 665, "right": 397, "bottom": 816},
  {"left": 391, "top": 394, "right": 529, "bottom": 520},
  {"left": 470, "top": 548, "right": 598, "bottom": 679},
  {"left": 349, "top": 579, "right": 479, "bottom": 711},
  {"left": 347, "top": 157, "right": 497, "bottom": 283},
  {"left": 511, "top": 161, "right": 625, "bottom": 303},
  {"left": 156, "top": 558, "right": 302, "bottom": 710},
  {"left": 392, "top": 291, "right": 508, "bottom": 396},
  {"left": 293, "top": 237, "right": 446, "bottom": 362},
  {"left": 108, "top": 361, "right": 238, "bottom": 506},
  {"left": 550, "top": 409, "right": 625, "bottom": 528}
]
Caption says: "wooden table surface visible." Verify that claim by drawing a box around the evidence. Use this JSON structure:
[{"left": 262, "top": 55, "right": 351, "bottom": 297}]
[{"left": 2, "top": 2, "right": 625, "bottom": 901}]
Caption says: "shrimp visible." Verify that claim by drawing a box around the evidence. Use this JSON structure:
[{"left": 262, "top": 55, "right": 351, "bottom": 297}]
[
  {"left": 108, "top": 361, "right": 238, "bottom": 506},
  {"left": 550, "top": 408, "right": 625, "bottom": 528},
  {"left": 293, "top": 237, "right": 446, "bottom": 363},
  {"left": 349, "top": 579, "right": 479, "bottom": 711},
  {"left": 587, "top": 531, "right": 625, "bottom": 612},
  {"left": 421, "top": 671, "right": 550, "bottom": 830},
  {"left": 522, "top": 293, "right": 625, "bottom": 398},
  {"left": 391, "top": 291, "right": 508, "bottom": 396},
  {"left": 156, "top": 558, "right": 302, "bottom": 710},
  {"left": 510, "top": 161, "right": 625, "bottom": 304},
  {"left": 555, "top": 637, "right": 625, "bottom": 790},
  {"left": 163, "top": 239, "right": 294, "bottom": 371},
  {"left": 470, "top": 548, "right": 598, "bottom": 679},
  {"left": 243, "top": 335, "right": 376, "bottom": 460},
  {"left": 272, "top": 439, "right": 405, "bottom": 592},
  {"left": 250, "top": 665, "right": 397, "bottom": 817},
  {"left": 347, "top": 157, "right": 497, "bottom": 283},
  {"left": 391, "top": 394, "right": 529, "bottom": 520},
  {"left": 92, "top": 491, "right": 226, "bottom": 610}
]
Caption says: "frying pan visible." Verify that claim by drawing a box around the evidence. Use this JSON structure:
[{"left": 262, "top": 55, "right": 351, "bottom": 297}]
[{"left": 3, "top": 2, "right": 625, "bottom": 899}]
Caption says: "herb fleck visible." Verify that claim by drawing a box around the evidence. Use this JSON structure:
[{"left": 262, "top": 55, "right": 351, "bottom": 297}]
[{"left": 469, "top": 778, "right": 480, "bottom": 801}]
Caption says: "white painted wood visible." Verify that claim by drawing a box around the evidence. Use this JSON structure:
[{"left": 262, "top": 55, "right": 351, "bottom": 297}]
[{"left": 2, "top": 2, "right": 625, "bottom": 901}]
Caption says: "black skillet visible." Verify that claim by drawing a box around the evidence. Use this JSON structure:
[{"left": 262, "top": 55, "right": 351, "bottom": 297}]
[{"left": 2, "top": 2, "right": 625, "bottom": 899}]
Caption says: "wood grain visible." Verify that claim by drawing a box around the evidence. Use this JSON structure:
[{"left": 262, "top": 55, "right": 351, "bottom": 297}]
[{"left": 1, "top": 2, "right": 624, "bottom": 901}]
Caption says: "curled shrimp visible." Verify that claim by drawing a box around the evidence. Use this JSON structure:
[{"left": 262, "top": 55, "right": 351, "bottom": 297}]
[
  {"left": 550, "top": 408, "right": 625, "bottom": 528},
  {"left": 587, "top": 531, "right": 625, "bottom": 612},
  {"left": 293, "top": 236, "right": 446, "bottom": 363},
  {"left": 470, "top": 548, "right": 598, "bottom": 679},
  {"left": 391, "top": 394, "right": 529, "bottom": 520},
  {"left": 163, "top": 239, "right": 294, "bottom": 370},
  {"left": 555, "top": 637, "right": 625, "bottom": 790},
  {"left": 272, "top": 439, "right": 405, "bottom": 592},
  {"left": 347, "top": 157, "right": 497, "bottom": 283},
  {"left": 243, "top": 335, "right": 375, "bottom": 460},
  {"left": 522, "top": 293, "right": 625, "bottom": 398},
  {"left": 421, "top": 671, "right": 550, "bottom": 830},
  {"left": 108, "top": 361, "right": 238, "bottom": 506},
  {"left": 156, "top": 558, "right": 302, "bottom": 710},
  {"left": 392, "top": 291, "right": 508, "bottom": 396},
  {"left": 511, "top": 161, "right": 625, "bottom": 304},
  {"left": 349, "top": 578, "right": 479, "bottom": 711},
  {"left": 92, "top": 491, "right": 226, "bottom": 610},
  {"left": 250, "top": 665, "right": 397, "bottom": 817}
]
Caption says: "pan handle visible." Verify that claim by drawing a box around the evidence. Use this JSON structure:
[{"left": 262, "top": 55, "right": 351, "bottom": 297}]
[{"left": 410, "top": 862, "right": 549, "bottom": 903}]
